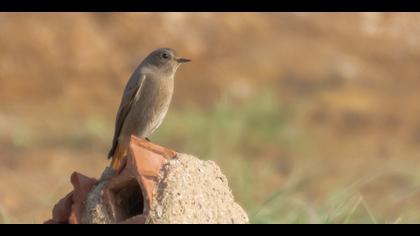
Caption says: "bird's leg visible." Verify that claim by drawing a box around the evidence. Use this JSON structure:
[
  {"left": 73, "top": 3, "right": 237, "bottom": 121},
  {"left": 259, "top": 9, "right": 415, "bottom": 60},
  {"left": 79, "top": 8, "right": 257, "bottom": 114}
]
[{"left": 110, "top": 144, "right": 127, "bottom": 171}]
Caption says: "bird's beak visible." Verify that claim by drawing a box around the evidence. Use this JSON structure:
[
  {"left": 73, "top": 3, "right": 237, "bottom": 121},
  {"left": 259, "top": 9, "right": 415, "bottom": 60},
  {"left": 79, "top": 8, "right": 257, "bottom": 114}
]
[{"left": 176, "top": 57, "right": 191, "bottom": 63}]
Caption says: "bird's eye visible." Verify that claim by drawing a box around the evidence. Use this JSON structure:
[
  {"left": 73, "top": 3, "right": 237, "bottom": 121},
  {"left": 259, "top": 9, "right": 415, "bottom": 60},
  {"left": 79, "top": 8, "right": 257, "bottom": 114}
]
[{"left": 162, "top": 53, "right": 169, "bottom": 59}]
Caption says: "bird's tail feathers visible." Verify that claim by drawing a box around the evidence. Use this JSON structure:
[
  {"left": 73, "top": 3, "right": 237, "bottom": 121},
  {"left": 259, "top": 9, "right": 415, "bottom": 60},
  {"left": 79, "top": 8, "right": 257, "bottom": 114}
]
[{"left": 107, "top": 141, "right": 117, "bottom": 159}]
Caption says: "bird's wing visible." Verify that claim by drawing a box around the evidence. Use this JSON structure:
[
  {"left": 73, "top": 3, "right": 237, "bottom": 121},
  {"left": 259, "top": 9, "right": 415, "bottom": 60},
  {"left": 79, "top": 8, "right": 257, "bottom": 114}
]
[{"left": 108, "top": 73, "right": 146, "bottom": 159}]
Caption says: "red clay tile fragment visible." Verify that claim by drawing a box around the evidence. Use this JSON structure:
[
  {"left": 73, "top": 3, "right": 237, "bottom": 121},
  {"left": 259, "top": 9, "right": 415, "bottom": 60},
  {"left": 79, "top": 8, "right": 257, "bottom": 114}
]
[
  {"left": 46, "top": 136, "right": 177, "bottom": 224},
  {"left": 44, "top": 192, "right": 73, "bottom": 224},
  {"left": 68, "top": 172, "right": 97, "bottom": 224},
  {"left": 45, "top": 172, "right": 97, "bottom": 224},
  {"left": 103, "top": 136, "right": 177, "bottom": 223}
]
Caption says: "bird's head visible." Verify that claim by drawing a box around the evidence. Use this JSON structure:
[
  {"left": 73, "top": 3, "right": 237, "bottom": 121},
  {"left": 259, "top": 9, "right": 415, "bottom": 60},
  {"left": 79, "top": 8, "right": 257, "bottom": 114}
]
[{"left": 145, "top": 48, "right": 191, "bottom": 75}]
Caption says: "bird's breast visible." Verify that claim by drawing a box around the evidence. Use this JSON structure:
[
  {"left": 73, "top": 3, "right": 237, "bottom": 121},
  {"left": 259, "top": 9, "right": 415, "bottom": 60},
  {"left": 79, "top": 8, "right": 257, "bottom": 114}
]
[{"left": 130, "top": 77, "right": 174, "bottom": 137}]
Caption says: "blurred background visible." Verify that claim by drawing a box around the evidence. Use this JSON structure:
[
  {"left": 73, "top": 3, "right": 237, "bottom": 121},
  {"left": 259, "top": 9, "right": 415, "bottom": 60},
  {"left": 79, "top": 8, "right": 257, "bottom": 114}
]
[{"left": 2, "top": 13, "right": 420, "bottom": 223}]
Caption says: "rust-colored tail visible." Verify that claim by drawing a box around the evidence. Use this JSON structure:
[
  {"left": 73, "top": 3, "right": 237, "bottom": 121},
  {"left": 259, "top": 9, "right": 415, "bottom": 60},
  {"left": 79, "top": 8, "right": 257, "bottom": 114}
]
[{"left": 109, "top": 144, "right": 127, "bottom": 170}]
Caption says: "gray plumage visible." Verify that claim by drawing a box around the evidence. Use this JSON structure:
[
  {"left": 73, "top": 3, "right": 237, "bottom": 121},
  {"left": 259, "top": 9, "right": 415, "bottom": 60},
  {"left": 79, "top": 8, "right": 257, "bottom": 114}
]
[{"left": 108, "top": 48, "right": 190, "bottom": 159}]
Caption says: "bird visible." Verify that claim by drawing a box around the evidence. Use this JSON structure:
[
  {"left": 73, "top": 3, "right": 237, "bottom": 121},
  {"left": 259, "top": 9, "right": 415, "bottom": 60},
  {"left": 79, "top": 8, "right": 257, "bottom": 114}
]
[{"left": 108, "top": 48, "right": 190, "bottom": 170}]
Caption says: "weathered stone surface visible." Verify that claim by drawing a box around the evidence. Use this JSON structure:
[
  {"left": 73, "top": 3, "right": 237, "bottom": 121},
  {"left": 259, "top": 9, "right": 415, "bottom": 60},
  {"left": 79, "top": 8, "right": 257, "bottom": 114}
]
[{"left": 147, "top": 154, "right": 249, "bottom": 224}]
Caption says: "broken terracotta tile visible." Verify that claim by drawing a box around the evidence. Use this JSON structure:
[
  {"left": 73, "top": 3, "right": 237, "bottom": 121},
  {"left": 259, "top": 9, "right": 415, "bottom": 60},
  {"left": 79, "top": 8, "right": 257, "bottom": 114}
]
[
  {"left": 45, "top": 172, "right": 97, "bottom": 224},
  {"left": 102, "top": 136, "right": 177, "bottom": 223},
  {"left": 46, "top": 136, "right": 177, "bottom": 224},
  {"left": 68, "top": 172, "right": 97, "bottom": 224}
]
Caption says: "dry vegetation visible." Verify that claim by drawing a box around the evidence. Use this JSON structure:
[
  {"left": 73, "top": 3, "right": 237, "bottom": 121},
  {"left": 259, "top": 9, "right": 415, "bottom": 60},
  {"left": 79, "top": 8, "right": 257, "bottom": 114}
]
[{"left": 1, "top": 13, "right": 420, "bottom": 223}]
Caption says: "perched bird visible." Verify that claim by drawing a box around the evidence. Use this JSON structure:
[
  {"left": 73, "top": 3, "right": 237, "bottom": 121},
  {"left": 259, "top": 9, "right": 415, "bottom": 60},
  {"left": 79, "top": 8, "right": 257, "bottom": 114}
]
[{"left": 108, "top": 48, "right": 190, "bottom": 170}]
